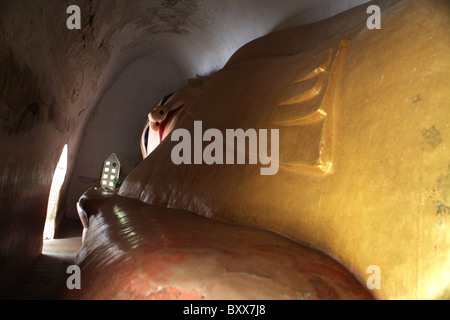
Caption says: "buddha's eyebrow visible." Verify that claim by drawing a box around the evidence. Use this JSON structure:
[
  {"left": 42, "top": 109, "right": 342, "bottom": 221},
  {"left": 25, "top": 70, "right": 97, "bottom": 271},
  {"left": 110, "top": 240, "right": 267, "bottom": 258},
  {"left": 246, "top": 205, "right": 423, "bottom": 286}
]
[{"left": 160, "top": 92, "right": 175, "bottom": 106}]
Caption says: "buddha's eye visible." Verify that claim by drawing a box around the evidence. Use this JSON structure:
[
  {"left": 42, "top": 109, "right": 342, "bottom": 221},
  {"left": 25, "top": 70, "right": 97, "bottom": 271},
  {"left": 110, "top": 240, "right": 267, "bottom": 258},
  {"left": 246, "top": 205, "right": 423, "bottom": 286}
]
[
  {"left": 150, "top": 121, "right": 160, "bottom": 132},
  {"left": 160, "top": 110, "right": 164, "bottom": 115}
]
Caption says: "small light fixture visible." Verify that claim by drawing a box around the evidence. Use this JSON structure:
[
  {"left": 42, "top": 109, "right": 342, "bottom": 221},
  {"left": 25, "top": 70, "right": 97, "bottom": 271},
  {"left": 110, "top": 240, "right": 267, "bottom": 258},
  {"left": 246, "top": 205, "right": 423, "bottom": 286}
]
[{"left": 100, "top": 153, "right": 121, "bottom": 190}]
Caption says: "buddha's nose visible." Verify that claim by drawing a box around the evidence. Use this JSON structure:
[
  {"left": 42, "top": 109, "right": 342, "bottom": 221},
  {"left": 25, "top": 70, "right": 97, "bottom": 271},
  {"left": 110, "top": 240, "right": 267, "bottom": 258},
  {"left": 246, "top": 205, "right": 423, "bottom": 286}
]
[{"left": 148, "top": 106, "right": 168, "bottom": 132}]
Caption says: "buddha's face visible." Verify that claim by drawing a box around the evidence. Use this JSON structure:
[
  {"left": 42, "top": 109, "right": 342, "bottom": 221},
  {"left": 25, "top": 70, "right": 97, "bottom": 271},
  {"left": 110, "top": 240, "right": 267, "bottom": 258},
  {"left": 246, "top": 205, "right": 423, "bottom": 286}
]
[{"left": 140, "top": 87, "right": 201, "bottom": 158}]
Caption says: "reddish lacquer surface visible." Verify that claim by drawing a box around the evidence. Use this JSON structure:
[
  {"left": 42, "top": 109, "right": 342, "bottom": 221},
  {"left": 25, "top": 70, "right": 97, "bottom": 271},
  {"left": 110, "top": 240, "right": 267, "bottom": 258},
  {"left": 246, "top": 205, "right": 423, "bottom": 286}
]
[{"left": 63, "top": 188, "right": 373, "bottom": 300}]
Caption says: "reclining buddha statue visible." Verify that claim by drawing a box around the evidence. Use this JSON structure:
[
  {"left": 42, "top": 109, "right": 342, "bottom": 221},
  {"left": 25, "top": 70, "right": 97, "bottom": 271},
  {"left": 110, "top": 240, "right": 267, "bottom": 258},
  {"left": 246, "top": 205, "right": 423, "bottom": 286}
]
[{"left": 68, "top": 0, "right": 450, "bottom": 300}]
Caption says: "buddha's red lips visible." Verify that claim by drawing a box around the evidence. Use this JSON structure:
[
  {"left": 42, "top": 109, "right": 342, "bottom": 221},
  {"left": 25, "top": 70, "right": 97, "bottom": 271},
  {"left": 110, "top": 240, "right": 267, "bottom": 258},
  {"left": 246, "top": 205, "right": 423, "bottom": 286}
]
[{"left": 159, "top": 104, "right": 185, "bottom": 142}]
